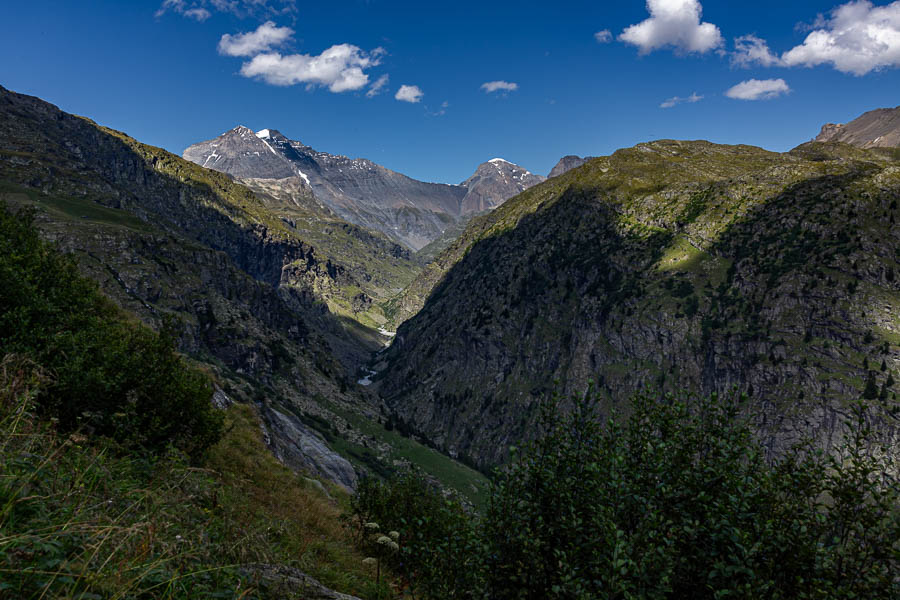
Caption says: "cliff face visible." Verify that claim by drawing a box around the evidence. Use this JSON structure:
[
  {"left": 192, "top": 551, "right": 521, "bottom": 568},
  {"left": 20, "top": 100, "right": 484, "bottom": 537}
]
[{"left": 376, "top": 140, "right": 900, "bottom": 468}]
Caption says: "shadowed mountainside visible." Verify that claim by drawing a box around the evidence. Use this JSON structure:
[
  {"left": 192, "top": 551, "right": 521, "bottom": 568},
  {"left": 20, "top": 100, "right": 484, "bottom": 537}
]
[{"left": 376, "top": 139, "right": 900, "bottom": 468}]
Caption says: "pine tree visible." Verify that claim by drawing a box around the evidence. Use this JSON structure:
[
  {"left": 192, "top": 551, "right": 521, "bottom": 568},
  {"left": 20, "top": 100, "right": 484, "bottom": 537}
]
[{"left": 863, "top": 370, "right": 879, "bottom": 400}]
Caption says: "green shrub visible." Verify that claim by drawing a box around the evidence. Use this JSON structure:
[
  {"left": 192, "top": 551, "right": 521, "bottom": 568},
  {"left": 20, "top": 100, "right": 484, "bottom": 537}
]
[
  {"left": 482, "top": 389, "right": 900, "bottom": 599},
  {"left": 360, "top": 388, "right": 900, "bottom": 599},
  {"left": 0, "top": 203, "right": 222, "bottom": 460},
  {"left": 347, "top": 472, "right": 482, "bottom": 599}
]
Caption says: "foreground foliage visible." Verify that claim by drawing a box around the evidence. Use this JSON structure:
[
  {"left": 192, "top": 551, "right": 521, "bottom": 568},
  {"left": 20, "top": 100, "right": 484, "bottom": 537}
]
[
  {"left": 0, "top": 357, "right": 376, "bottom": 599},
  {"left": 0, "top": 202, "right": 222, "bottom": 460},
  {"left": 354, "top": 389, "right": 900, "bottom": 599}
]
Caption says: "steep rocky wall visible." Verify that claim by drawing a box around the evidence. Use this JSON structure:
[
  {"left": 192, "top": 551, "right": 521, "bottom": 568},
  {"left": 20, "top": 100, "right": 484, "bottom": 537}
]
[{"left": 377, "top": 141, "right": 900, "bottom": 467}]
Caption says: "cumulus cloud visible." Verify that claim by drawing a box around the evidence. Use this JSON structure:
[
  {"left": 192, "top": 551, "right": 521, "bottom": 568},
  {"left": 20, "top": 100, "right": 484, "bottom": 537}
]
[
  {"left": 660, "top": 92, "right": 703, "bottom": 108},
  {"left": 218, "top": 21, "right": 293, "bottom": 57},
  {"left": 395, "top": 85, "right": 424, "bottom": 103},
  {"left": 366, "top": 74, "right": 390, "bottom": 98},
  {"left": 782, "top": 0, "right": 900, "bottom": 75},
  {"left": 594, "top": 29, "right": 613, "bottom": 43},
  {"left": 725, "top": 78, "right": 791, "bottom": 100},
  {"left": 481, "top": 80, "right": 519, "bottom": 93},
  {"left": 156, "top": 0, "right": 296, "bottom": 19},
  {"left": 731, "top": 34, "right": 784, "bottom": 67},
  {"left": 239, "top": 44, "right": 385, "bottom": 92},
  {"left": 620, "top": 0, "right": 723, "bottom": 54}
]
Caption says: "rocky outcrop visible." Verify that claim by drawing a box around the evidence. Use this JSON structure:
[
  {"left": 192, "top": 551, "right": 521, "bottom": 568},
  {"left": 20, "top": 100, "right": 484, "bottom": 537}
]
[
  {"left": 377, "top": 140, "right": 900, "bottom": 468},
  {"left": 548, "top": 155, "right": 595, "bottom": 178},
  {"left": 241, "top": 564, "right": 363, "bottom": 600},
  {"left": 259, "top": 404, "right": 358, "bottom": 491},
  {"left": 815, "top": 106, "right": 900, "bottom": 148}
]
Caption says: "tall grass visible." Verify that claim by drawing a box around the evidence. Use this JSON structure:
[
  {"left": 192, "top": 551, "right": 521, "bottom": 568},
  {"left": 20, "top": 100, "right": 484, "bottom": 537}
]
[{"left": 0, "top": 354, "right": 377, "bottom": 599}]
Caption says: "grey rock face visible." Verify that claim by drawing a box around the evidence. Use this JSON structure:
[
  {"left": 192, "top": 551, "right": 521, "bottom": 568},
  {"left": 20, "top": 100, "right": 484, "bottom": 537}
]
[
  {"left": 183, "top": 126, "right": 298, "bottom": 179},
  {"left": 815, "top": 106, "right": 900, "bottom": 148},
  {"left": 241, "top": 564, "right": 363, "bottom": 600},
  {"left": 548, "top": 155, "right": 595, "bottom": 178},
  {"left": 460, "top": 158, "right": 545, "bottom": 213},
  {"left": 184, "top": 128, "right": 541, "bottom": 250},
  {"left": 260, "top": 404, "right": 359, "bottom": 491}
]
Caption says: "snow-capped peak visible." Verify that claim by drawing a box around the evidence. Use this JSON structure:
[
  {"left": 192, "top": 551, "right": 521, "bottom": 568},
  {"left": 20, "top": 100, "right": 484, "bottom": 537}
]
[
  {"left": 256, "top": 129, "right": 272, "bottom": 139},
  {"left": 488, "top": 158, "right": 511, "bottom": 165}
]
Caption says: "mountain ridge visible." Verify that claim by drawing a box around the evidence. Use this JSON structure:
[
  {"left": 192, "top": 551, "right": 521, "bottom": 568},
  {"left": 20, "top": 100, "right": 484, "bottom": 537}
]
[
  {"left": 375, "top": 138, "right": 900, "bottom": 468},
  {"left": 815, "top": 106, "right": 900, "bottom": 148},
  {"left": 183, "top": 127, "right": 544, "bottom": 250}
]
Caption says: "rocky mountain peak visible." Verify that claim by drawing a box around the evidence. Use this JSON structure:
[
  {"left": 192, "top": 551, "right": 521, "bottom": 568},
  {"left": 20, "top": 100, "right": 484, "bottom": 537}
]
[
  {"left": 460, "top": 158, "right": 545, "bottom": 214},
  {"left": 548, "top": 155, "right": 595, "bottom": 178},
  {"left": 814, "top": 106, "right": 900, "bottom": 148},
  {"left": 183, "top": 125, "right": 297, "bottom": 180}
]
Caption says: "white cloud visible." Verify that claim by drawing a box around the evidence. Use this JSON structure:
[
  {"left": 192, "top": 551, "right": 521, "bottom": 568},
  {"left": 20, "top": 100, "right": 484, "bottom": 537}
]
[
  {"left": 782, "top": 0, "right": 900, "bottom": 75},
  {"left": 481, "top": 80, "right": 519, "bottom": 93},
  {"left": 239, "top": 44, "right": 385, "bottom": 92},
  {"left": 595, "top": 29, "right": 613, "bottom": 43},
  {"left": 395, "top": 85, "right": 424, "bottom": 103},
  {"left": 184, "top": 7, "right": 211, "bottom": 21},
  {"left": 660, "top": 92, "right": 703, "bottom": 108},
  {"left": 731, "top": 34, "right": 784, "bottom": 67},
  {"left": 620, "top": 0, "right": 723, "bottom": 55},
  {"left": 156, "top": 0, "right": 296, "bottom": 19},
  {"left": 725, "top": 78, "right": 790, "bottom": 100},
  {"left": 218, "top": 21, "right": 293, "bottom": 57},
  {"left": 366, "top": 74, "right": 390, "bottom": 98}
]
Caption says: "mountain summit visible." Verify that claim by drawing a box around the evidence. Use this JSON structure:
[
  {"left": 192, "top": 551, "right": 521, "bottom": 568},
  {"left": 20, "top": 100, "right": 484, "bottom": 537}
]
[
  {"left": 814, "top": 106, "right": 900, "bottom": 148},
  {"left": 183, "top": 128, "right": 541, "bottom": 250},
  {"left": 460, "top": 158, "right": 545, "bottom": 213}
]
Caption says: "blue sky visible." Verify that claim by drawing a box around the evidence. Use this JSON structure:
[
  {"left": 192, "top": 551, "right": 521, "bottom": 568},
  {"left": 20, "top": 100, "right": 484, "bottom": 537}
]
[{"left": 2, "top": 0, "right": 899, "bottom": 183}]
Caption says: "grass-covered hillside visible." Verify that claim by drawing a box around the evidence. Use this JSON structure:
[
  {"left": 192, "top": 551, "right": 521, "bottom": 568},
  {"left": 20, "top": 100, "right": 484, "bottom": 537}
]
[
  {"left": 378, "top": 140, "right": 900, "bottom": 468},
  {"left": 0, "top": 202, "right": 383, "bottom": 598}
]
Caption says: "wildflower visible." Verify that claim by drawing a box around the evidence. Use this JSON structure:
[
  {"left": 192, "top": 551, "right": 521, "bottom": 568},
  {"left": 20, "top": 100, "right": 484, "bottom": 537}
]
[
  {"left": 376, "top": 535, "right": 392, "bottom": 546},
  {"left": 364, "top": 522, "right": 380, "bottom": 530},
  {"left": 362, "top": 557, "right": 377, "bottom": 566},
  {"left": 388, "top": 531, "right": 400, "bottom": 541}
]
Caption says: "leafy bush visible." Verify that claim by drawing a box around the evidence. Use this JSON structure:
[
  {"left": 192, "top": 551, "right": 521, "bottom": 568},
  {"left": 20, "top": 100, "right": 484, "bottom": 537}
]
[
  {"left": 347, "top": 472, "right": 482, "bottom": 599},
  {"left": 483, "top": 389, "right": 900, "bottom": 599},
  {"left": 0, "top": 203, "right": 222, "bottom": 459},
  {"left": 357, "top": 388, "right": 900, "bottom": 599}
]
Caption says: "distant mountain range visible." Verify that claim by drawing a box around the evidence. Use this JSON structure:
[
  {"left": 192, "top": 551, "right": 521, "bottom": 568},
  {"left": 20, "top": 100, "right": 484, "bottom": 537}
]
[
  {"left": 815, "top": 106, "right": 900, "bottom": 148},
  {"left": 184, "top": 128, "right": 544, "bottom": 250}
]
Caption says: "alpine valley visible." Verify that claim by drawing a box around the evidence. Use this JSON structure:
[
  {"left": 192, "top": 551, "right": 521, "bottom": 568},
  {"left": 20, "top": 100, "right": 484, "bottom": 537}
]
[{"left": 3, "top": 81, "right": 900, "bottom": 598}]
